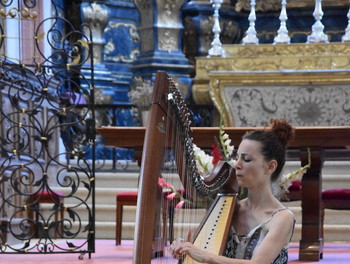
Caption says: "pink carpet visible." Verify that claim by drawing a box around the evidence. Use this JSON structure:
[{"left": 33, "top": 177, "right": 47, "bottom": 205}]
[{"left": 0, "top": 240, "right": 348, "bottom": 263}]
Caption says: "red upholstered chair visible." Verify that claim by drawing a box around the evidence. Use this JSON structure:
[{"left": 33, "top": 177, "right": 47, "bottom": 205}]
[
  {"left": 26, "top": 190, "right": 65, "bottom": 239},
  {"left": 285, "top": 181, "right": 302, "bottom": 201},
  {"left": 115, "top": 191, "right": 138, "bottom": 245},
  {"left": 321, "top": 189, "right": 350, "bottom": 240},
  {"left": 163, "top": 189, "right": 211, "bottom": 244},
  {"left": 116, "top": 190, "right": 185, "bottom": 246}
]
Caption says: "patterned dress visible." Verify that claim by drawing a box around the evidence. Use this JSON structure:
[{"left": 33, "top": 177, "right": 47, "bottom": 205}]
[{"left": 224, "top": 208, "right": 295, "bottom": 264}]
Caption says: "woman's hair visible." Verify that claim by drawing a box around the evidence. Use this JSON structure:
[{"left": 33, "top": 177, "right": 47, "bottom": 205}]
[{"left": 242, "top": 118, "right": 295, "bottom": 182}]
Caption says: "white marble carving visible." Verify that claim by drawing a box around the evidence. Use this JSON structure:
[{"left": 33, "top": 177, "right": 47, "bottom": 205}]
[
  {"left": 306, "top": 0, "right": 329, "bottom": 43},
  {"left": 273, "top": 0, "right": 290, "bottom": 44},
  {"left": 224, "top": 84, "right": 350, "bottom": 126},
  {"left": 208, "top": 0, "right": 225, "bottom": 57},
  {"left": 242, "top": 0, "right": 259, "bottom": 45},
  {"left": 342, "top": 5, "right": 350, "bottom": 42},
  {"left": 83, "top": 3, "right": 109, "bottom": 64}
]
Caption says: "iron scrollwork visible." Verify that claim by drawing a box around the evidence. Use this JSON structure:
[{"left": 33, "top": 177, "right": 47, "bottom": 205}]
[{"left": 0, "top": 0, "right": 95, "bottom": 257}]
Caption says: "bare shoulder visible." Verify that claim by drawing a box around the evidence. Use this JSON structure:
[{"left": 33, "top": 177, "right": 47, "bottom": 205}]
[
  {"left": 264, "top": 207, "right": 295, "bottom": 244},
  {"left": 270, "top": 207, "right": 295, "bottom": 227}
]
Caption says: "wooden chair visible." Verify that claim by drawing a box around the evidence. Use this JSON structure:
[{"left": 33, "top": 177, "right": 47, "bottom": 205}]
[
  {"left": 284, "top": 181, "right": 302, "bottom": 202},
  {"left": 321, "top": 189, "right": 350, "bottom": 241},
  {"left": 165, "top": 189, "right": 216, "bottom": 242},
  {"left": 26, "top": 190, "right": 64, "bottom": 239},
  {"left": 115, "top": 191, "right": 138, "bottom": 245},
  {"left": 116, "top": 190, "right": 186, "bottom": 246}
]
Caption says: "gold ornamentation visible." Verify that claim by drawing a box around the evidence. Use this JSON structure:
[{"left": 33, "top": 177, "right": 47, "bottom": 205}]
[
  {"left": 193, "top": 43, "right": 350, "bottom": 105},
  {"left": 0, "top": 7, "right": 37, "bottom": 19},
  {"left": 104, "top": 22, "right": 140, "bottom": 62},
  {"left": 209, "top": 70, "right": 350, "bottom": 126}
]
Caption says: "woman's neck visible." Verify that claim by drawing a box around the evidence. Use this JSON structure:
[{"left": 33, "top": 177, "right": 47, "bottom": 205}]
[{"left": 246, "top": 184, "right": 279, "bottom": 210}]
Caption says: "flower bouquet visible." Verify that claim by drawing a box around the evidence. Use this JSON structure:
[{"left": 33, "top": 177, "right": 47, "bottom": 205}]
[{"left": 128, "top": 77, "right": 153, "bottom": 111}]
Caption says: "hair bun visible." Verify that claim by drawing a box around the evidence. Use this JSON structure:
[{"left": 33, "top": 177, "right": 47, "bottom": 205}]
[{"left": 270, "top": 118, "right": 295, "bottom": 146}]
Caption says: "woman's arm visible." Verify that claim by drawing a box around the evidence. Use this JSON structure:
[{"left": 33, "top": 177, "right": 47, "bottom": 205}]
[
  {"left": 169, "top": 210, "right": 295, "bottom": 264},
  {"left": 250, "top": 209, "right": 295, "bottom": 264}
]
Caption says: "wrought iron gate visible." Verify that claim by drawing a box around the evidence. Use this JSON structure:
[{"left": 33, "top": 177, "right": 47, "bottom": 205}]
[{"left": 0, "top": 0, "right": 95, "bottom": 257}]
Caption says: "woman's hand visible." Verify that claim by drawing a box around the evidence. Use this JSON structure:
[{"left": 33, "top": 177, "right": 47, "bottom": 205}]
[{"left": 168, "top": 239, "right": 209, "bottom": 263}]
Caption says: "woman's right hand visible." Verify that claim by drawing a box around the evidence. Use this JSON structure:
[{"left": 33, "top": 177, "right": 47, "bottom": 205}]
[{"left": 168, "top": 238, "right": 209, "bottom": 263}]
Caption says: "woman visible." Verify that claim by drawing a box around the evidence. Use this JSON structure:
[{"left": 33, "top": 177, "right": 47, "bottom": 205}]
[{"left": 169, "top": 118, "right": 296, "bottom": 264}]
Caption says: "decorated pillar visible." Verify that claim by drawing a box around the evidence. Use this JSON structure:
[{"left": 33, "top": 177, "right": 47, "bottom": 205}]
[
  {"left": 132, "top": 0, "right": 192, "bottom": 98},
  {"left": 82, "top": 2, "right": 113, "bottom": 106},
  {"left": 82, "top": 0, "right": 140, "bottom": 161},
  {"left": 82, "top": 0, "right": 140, "bottom": 105},
  {"left": 102, "top": 0, "right": 140, "bottom": 103}
]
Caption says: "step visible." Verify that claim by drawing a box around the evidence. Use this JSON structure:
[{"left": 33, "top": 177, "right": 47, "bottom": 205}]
[{"left": 64, "top": 159, "right": 350, "bottom": 242}]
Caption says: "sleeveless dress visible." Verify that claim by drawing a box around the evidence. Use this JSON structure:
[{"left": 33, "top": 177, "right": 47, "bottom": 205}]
[{"left": 224, "top": 208, "right": 295, "bottom": 264}]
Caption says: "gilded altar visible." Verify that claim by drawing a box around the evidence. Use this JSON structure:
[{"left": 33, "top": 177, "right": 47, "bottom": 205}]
[{"left": 193, "top": 42, "right": 350, "bottom": 126}]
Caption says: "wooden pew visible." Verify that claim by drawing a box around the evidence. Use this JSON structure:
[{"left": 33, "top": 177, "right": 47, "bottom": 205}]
[{"left": 97, "top": 126, "right": 350, "bottom": 261}]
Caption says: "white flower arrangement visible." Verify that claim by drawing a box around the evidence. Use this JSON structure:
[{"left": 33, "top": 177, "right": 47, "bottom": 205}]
[
  {"left": 274, "top": 148, "right": 311, "bottom": 200},
  {"left": 192, "top": 144, "right": 214, "bottom": 176},
  {"left": 218, "top": 124, "right": 235, "bottom": 165},
  {"left": 128, "top": 77, "right": 153, "bottom": 111},
  {"left": 193, "top": 123, "right": 236, "bottom": 177}
]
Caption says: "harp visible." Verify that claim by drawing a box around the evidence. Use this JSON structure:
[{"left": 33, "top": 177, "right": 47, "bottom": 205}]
[{"left": 133, "top": 71, "right": 239, "bottom": 264}]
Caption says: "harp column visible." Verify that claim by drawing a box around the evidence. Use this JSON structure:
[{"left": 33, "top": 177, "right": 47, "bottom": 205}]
[{"left": 132, "top": 0, "right": 192, "bottom": 98}]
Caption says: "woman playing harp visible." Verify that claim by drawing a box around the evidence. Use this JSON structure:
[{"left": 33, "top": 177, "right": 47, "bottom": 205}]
[
  {"left": 133, "top": 71, "right": 239, "bottom": 263},
  {"left": 170, "top": 119, "right": 296, "bottom": 264}
]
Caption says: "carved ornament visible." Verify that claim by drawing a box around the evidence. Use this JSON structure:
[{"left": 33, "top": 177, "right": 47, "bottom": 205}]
[
  {"left": 157, "top": 0, "right": 184, "bottom": 51},
  {"left": 193, "top": 43, "right": 350, "bottom": 104},
  {"left": 209, "top": 71, "right": 350, "bottom": 127},
  {"left": 104, "top": 22, "right": 140, "bottom": 62}
]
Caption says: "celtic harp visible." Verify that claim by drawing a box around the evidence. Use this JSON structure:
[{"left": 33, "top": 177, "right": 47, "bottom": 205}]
[{"left": 133, "top": 71, "right": 239, "bottom": 264}]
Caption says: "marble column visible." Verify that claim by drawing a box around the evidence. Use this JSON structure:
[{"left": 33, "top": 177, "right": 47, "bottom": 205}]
[
  {"left": 82, "top": 2, "right": 113, "bottom": 106},
  {"left": 82, "top": 0, "right": 140, "bottom": 105},
  {"left": 102, "top": 0, "right": 141, "bottom": 104},
  {"left": 82, "top": 0, "right": 140, "bottom": 160},
  {"left": 132, "top": 0, "right": 192, "bottom": 98}
]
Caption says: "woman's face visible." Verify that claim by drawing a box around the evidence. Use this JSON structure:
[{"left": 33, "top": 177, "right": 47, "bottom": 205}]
[{"left": 235, "top": 139, "right": 271, "bottom": 188}]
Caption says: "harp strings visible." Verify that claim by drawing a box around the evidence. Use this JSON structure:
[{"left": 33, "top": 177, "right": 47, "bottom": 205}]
[
  {"left": 152, "top": 76, "right": 212, "bottom": 262},
  {"left": 159, "top": 79, "right": 203, "bottom": 256}
]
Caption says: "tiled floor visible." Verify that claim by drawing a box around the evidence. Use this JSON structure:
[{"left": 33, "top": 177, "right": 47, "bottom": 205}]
[{"left": 0, "top": 240, "right": 349, "bottom": 263}]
